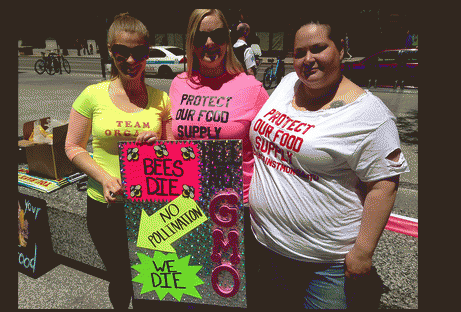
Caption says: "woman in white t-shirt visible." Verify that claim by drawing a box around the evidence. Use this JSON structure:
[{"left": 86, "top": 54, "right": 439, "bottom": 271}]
[{"left": 247, "top": 17, "right": 410, "bottom": 309}]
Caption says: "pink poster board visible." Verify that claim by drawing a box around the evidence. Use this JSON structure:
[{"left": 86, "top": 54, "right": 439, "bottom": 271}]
[{"left": 120, "top": 141, "right": 201, "bottom": 202}]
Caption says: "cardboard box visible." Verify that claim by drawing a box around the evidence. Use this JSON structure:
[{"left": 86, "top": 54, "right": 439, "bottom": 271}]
[{"left": 18, "top": 117, "right": 77, "bottom": 179}]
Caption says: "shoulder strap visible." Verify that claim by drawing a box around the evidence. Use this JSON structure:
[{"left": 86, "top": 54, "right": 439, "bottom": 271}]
[{"left": 233, "top": 43, "right": 249, "bottom": 70}]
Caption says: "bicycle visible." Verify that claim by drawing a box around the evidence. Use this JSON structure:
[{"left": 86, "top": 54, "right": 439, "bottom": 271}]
[
  {"left": 263, "top": 55, "right": 285, "bottom": 89},
  {"left": 34, "top": 52, "right": 54, "bottom": 75},
  {"left": 47, "top": 51, "right": 71, "bottom": 74}
]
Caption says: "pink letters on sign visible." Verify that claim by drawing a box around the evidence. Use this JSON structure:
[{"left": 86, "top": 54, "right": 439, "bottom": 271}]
[
  {"left": 120, "top": 142, "right": 201, "bottom": 202},
  {"left": 211, "top": 229, "right": 240, "bottom": 265},
  {"left": 209, "top": 189, "right": 242, "bottom": 298},
  {"left": 211, "top": 264, "right": 241, "bottom": 298}
]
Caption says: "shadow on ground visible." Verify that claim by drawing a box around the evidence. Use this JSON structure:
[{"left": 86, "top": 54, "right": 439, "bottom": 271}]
[{"left": 396, "top": 109, "right": 418, "bottom": 146}]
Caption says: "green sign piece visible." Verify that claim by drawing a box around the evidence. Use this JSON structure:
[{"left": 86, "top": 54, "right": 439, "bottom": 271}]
[
  {"left": 137, "top": 196, "right": 208, "bottom": 253},
  {"left": 132, "top": 252, "right": 204, "bottom": 301}
]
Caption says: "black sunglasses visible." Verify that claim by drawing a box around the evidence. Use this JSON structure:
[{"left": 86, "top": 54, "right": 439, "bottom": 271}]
[
  {"left": 194, "top": 28, "right": 228, "bottom": 47},
  {"left": 111, "top": 44, "right": 149, "bottom": 61}
]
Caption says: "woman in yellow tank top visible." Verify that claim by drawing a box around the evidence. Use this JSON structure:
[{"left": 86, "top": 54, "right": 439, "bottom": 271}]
[{"left": 65, "top": 13, "right": 173, "bottom": 309}]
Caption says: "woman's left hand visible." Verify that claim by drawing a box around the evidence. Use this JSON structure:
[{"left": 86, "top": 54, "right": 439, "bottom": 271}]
[
  {"left": 345, "top": 246, "right": 373, "bottom": 279},
  {"left": 136, "top": 131, "right": 159, "bottom": 144}
]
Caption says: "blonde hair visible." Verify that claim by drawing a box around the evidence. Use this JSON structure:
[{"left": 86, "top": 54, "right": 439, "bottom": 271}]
[
  {"left": 107, "top": 13, "right": 149, "bottom": 79},
  {"left": 185, "top": 9, "right": 243, "bottom": 78}
]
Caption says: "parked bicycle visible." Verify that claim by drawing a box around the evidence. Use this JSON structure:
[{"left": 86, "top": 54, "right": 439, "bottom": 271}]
[
  {"left": 34, "top": 52, "right": 53, "bottom": 75},
  {"left": 48, "top": 51, "right": 71, "bottom": 75},
  {"left": 34, "top": 51, "right": 71, "bottom": 75},
  {"left": 263, "top": 55, "right": 285, "bottom": 89}
]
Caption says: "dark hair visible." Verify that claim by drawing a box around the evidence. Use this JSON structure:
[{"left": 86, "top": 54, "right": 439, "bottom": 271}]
[{"left": 296, "top": 13, "right": 346, "bottom": 52}]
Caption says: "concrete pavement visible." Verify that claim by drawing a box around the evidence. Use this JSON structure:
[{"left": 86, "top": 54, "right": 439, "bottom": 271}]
[{"left": 18, "top": 262, "right": 116, "bottom": 309}]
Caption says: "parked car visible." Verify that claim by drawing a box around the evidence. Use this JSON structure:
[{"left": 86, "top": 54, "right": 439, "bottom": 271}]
[
  {"left": 145, "top": 46, "right": 187, "bottom": 77},
  {"left": 342, "top": 48, "right": 418, "bottom": 88}
]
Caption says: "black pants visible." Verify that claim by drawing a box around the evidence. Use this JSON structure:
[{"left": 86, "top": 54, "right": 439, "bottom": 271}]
[{"left": 86, "top": 196, "right": 133, "bottom": 309}]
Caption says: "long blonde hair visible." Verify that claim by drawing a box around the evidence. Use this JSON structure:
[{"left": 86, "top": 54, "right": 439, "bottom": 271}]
[
  {"left": 185, "top": 9, "right": 243, "bottom": 78},
  {"left": 107, "top": 13, "right": 149, "bottom": 79}
]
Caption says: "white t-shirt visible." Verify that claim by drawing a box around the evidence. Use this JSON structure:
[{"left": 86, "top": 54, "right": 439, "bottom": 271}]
[
  {"left": 233, "top": 39, "right": 256, "bottom": 70},
  {"left": 248, "top": 72, "right": 410, "bottom": 263}
]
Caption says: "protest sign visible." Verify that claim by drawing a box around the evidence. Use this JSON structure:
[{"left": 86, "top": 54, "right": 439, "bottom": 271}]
[{"left": 119, "top": 140, "right": 246, "bottom": 308}]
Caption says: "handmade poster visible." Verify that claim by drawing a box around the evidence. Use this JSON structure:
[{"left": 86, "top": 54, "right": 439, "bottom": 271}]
[
  {"left": 18, "top": 194, "right": 57, "bottom": 278},
  {"left": 119, "top": 140, "right": 246, "bottom": 308}
]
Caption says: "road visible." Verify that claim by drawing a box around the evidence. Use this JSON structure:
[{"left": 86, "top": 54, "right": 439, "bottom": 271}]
[{"left": 18, "top": 56, "right": 418, "bottom": 309}]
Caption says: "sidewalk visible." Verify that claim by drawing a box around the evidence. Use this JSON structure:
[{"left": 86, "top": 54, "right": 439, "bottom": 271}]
[{"left": 18, "top": 264, "right": 118, "bottom": 309}]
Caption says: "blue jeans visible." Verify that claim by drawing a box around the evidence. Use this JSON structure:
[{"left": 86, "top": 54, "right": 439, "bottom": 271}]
[{"left": 303, "top": 263, "right": 347, "bottom": 309}]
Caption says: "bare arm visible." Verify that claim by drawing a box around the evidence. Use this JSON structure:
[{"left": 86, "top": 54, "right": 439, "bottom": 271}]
[
  {"left": 345, "top": 174, "right": 399, "bottom": 278},
  {"left": 65, "top": 108, "right": 122, "bottom": 202}
]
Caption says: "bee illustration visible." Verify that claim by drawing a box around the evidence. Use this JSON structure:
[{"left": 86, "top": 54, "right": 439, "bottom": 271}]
[
  {"left": 182, "top": 185, "right": 195, "bottom": 199},
  {"left": 181, "top": 147, "right": 195, "bottom": 161},
  {"left": 127, "top": 148, "right": 139, "bottom": 161},
  {"left": 154, "top": 144, "right": 169, "bottom": 158},
  {"left": 130, "top": 185, "right": 142, "bottom": 198}
]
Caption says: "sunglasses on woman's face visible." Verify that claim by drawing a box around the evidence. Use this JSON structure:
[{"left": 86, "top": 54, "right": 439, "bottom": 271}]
[
  {"left": 194, "top": 28, "right": 228, "bottom": 47},
  {"left": 111, "top": 44, "right": 149, "bottom": 61}
]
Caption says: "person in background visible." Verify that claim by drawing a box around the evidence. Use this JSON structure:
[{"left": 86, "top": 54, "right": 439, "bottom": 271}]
[
  {"left": 65, "top": 12, "right": 173, "bottom": 309},
  {"left": 345, "top": 32, "right": 352, "bottom": 58},
  {"left": 248, "top": 15, "right": 410, "bottom": 309},
  {"left": 76, "top": 38, "right": 81, "bottom": 56},
  {"left": 233, "top": 23, "right": 257, "bottom": 76},
  {"left": 405, "top": 30, "right": 413, "bottom": 49},
  {"left": 168, "top": 9, "right": 269, "bottom": 309},
  {"left": 82, "top": 39, "right": 90, "bottom": 55}
]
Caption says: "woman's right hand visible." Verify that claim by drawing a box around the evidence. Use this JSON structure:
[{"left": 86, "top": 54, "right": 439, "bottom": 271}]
[
  {"left": 102, "top": 176, "right": 123, "bottom": 203},
  {"left": 136, "top": 131, "right": 159, "bottom": 144}
]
